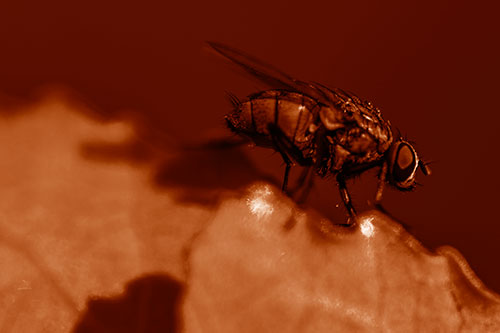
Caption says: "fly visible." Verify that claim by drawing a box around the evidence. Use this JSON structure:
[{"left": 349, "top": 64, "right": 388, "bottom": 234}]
[{"left": 209, "top": 42, "right": 431, "bottom": 221}]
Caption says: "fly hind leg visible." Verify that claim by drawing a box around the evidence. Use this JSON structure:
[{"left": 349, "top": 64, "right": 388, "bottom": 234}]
[
  {"left": 268, "top": 126, "right": 293, "bottom": 193},
  {"left": 290, "top": 166, "right": 315, "bottom": 204},
  {"left": 336, "top": 173, "right": 357, "bottom": 224},
  {"left": 275, "top": 144, "right": 293, "bottom": 193},
  {"left": 268, "top": 124, "right": 311, "bottom": 194}
]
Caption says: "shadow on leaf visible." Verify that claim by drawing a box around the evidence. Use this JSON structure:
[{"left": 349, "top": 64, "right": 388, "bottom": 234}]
[
  {"left": 79, "top": 135, "right": 277, "bottom": 207},
  {"left": 73, "top": 274, "right": 183, "bottom": 333},
  {"left": 153, "top": 146, "right": 276, "bottom": 206}
]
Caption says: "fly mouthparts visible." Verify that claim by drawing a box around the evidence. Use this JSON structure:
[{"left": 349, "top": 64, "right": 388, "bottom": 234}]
[{"left": 418, "top": 160, "right": 431, "bottom": 176}]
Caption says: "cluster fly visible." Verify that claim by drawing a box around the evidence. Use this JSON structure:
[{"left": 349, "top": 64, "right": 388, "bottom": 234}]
[{"left": 209, "top": 42, "right": 431, "bottom": 221}]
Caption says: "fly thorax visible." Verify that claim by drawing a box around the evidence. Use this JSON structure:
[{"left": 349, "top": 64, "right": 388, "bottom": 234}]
[
  {"left": 332, "top": 144, "right": 350, "bottom": 171},
  {"left": 319, "top": 106, "right": 345, "bottom": 131}
]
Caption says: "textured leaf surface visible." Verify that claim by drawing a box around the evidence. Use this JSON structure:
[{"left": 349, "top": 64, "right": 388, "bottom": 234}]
[
  {"left": 0, "top": 99, "right": 206, "bottom": 332},
  {"left": 1, "top": 98, "right": 499, "bottom": 332},
  {"left": 183, "top": 188, "right": 500, "bottom": 332}
]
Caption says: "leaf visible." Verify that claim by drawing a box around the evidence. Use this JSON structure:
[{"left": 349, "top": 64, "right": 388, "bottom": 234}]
[
  {"left": 183, "top": 184, "right": 500, "bottom": 332},
  {"left": 0, "top": 98, "right": 206, "bottom": 332},
  {"left": 1, "top": 96, "right": 499, "bottom": 332}
]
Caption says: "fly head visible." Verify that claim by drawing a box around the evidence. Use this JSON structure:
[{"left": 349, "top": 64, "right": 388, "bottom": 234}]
[{"left": 386, "top": 140, "right": 430, "bottom": 191}]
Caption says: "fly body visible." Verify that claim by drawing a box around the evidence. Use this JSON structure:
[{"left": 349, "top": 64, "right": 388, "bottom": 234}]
[
  {"left": 226, "top": 90, "right": 319, "bottom": 161},
  {"left": 210, "top": 42, "right": 431, "bottom": 221}
]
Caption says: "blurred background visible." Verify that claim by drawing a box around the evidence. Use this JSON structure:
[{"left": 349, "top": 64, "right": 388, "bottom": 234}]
[{"left": 0, "top": 0, "right": 499, "bottom": 291}]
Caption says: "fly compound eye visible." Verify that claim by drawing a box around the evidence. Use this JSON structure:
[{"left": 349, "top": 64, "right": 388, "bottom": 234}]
[
  {"left": 394, "top": 144, "right": 415, "bottom": 181},
  {"left": 388, "top": 141, "right": 418, "bottom": 188}
]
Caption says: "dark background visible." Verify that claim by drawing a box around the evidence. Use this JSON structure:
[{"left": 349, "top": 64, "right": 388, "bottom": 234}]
[{"left": 1, "top": 0, "right": 499, "bottom": 291}]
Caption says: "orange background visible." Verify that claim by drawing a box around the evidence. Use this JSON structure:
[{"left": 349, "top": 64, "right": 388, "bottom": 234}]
[{"left": 0, "top": 0, "right": 499, "bottom": 291}]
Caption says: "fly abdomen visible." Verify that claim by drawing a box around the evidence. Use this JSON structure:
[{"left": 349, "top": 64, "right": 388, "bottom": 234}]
[{"left": 226, "top": 90, "right": 319, "bottom": 150}]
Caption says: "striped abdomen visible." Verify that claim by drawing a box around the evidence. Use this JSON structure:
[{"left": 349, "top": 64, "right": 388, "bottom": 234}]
[{"left": 225, "top": 90, "right": 319, "bottom": 152}]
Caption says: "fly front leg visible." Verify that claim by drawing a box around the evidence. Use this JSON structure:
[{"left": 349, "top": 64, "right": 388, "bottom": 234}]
[
  {"left": 336, "top": 173, "right": 357, "bottom": 222},
  {"left": 375, "top": 161, "right": 388, "bottom": 203}
]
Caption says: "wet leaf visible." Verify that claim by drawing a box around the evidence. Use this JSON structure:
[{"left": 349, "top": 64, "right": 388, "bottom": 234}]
[
  {"left": 1, "top": 97, "right": 499, "bottom": 332},
  {"left": 183, "top": 184, "right": 500, "bottom": 332},
  {"left": 0, "top": 98, "right": 206, "bottom": 332}
]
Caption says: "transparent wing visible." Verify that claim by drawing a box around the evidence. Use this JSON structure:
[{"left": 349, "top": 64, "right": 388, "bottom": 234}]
[{"left": 208, "top": 42, "right": 332, "bottom": 105}]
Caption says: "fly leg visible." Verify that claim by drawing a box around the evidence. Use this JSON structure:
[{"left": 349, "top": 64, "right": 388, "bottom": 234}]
[
  {"left": 275, "top": 145, "right": 293, "bottom": 193},
  {"left": 336, "top": 173, "right": 357, "bottom": 223},
  {"left": 375, "top": 161, "right": 388, "bottom": 203},
  {"left": 268, "top": 124, "right": 312, "bottom": 194},
  {"left": 291, "top": 166, "right": 315, "bottom": 204},
  {"left": 269, "top": 127, "right": 293, "bottom": 193}
]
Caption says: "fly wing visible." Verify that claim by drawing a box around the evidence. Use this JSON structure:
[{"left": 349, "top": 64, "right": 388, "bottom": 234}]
[{"left": 208, "top": 42, "right": 331, "bottom": 105}]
